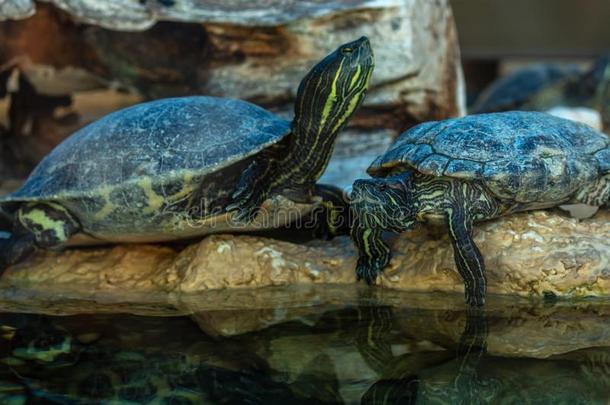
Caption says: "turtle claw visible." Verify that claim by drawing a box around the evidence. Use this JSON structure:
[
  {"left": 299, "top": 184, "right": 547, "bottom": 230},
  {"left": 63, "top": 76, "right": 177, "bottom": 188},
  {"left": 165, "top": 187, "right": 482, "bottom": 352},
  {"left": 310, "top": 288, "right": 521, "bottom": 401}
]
[
  {"left": 465, "top": 288, "right": 486, "bottom": 307},
  {"left": 356, "top": 254, "right": 390, "bottom": 285},
  {"left": 226, "top": 190, "right": 262, "bottom": 225}
]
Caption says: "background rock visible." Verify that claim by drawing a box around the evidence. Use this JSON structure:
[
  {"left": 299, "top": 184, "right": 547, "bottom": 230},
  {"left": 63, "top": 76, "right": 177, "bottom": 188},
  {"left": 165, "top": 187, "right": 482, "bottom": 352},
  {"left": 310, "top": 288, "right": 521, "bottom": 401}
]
[
  {"left": 0, "top": 0, "right": 464, "bottom": 179},
  {"left": 0, "top": 0, "right": 33, "bottom": 21}
]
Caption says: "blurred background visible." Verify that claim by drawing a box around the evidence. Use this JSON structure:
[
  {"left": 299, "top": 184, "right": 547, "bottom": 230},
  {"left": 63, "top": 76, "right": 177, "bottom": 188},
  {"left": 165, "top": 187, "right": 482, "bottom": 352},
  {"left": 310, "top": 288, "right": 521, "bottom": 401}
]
[
  {"left": 0, "top": 0, "right": 608, "bottom": 187},
  {"left": 453, "top": 0, "right": 610, "bottom": 105}
]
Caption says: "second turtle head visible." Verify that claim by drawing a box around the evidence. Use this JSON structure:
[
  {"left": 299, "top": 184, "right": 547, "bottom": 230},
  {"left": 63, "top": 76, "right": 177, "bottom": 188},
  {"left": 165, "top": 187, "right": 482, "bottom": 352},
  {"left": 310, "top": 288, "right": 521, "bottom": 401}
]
[{"left": 350, "top": 174, "right": 416, "bottom": 233}]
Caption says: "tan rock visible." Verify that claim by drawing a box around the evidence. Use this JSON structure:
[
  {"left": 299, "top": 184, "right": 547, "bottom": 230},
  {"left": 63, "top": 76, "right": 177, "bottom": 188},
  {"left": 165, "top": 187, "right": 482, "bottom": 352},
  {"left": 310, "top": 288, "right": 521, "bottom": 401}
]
[
  {"left": 2, "top": 210, "right": 608, "bottom": 302},
  {"left": 175, "top": 210, "right": 610, "bottom": 299}
]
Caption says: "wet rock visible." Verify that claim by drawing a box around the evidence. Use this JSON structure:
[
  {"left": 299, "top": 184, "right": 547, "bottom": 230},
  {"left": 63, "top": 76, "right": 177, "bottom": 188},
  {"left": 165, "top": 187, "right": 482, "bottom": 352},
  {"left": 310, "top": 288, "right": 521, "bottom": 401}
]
[
  {"left": 404, "top": 349, "right": 610, "bottom": 404},
  {"left": 397, "top": 302, "right": 610, "bottom": 359},
  {"left": 1, "top": 210, "right": 608, "bottom": 302}
]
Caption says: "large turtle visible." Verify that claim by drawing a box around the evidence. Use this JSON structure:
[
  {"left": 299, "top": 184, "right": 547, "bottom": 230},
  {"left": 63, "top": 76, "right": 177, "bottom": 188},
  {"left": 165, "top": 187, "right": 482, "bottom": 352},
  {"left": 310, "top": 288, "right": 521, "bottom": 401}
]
[
  {"left": 472, "top": 55, "right": 610, "bottom": 130},
  {"left": 0, "top": 37, "right": 374, "bottom": 271},
  {"left": 349, "top": 111, "right": 610, "bottom": 306}
]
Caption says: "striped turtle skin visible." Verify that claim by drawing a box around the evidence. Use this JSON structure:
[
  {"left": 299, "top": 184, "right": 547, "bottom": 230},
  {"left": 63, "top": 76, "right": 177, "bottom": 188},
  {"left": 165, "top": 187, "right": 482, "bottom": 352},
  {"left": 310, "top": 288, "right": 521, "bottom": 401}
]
[
  {"left": 0, "top": 37, "right": 374, "bottom": 271},
  {"left": 350, "top": 111, "right": 610, "bottom": 307}
]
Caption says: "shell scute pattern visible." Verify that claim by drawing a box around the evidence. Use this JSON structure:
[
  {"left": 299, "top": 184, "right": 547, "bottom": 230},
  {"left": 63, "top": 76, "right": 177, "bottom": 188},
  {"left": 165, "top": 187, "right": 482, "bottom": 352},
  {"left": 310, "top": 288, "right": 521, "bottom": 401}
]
[
  {"left": 372, "top": 111, "right": 609, "bottom": 203},
  {"left": 2, "top": 96, "right": 291, "bottom": 203},
  {"left": 416, "top": 154, "right": 450, "bottom": 176},
  {"left": 407, "top": 144, "right": 434, "bottom": 166},
  {"left": 443, "top": 159, "right": 483, "bottom": 179}
]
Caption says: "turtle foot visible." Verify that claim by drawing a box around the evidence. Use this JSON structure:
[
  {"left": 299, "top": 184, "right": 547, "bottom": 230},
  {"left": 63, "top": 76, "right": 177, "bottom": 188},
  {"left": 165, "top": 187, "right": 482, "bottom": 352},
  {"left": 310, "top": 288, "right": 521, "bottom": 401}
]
[
  {"left": 226, "top": 183, "right": 265, "bottom": 225},
  {"left": 226, "top": 199, "right": 262, "bottom": 226},
  {"left": 465, "top": 287, "right": 486, "bottom": 307},
  {"left": 356, "top": 254, "right": 390, "bottom": 285}
]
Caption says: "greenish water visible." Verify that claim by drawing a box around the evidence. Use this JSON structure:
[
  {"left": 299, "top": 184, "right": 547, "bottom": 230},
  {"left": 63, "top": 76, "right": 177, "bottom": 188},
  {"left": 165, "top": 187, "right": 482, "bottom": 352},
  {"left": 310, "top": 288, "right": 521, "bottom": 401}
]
[{"left": 1, "top": 299, "right": 609, "bottom": 404}]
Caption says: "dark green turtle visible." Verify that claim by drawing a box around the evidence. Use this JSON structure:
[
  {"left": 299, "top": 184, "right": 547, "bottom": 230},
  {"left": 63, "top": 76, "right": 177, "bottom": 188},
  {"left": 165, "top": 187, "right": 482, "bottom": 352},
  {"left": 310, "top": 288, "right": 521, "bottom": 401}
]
[
  {"left": 472, "top": 55, "right": 610, "bottom": 131},
  {"left": 350, "top": 111, "right": 610, "bottom": 306},
  {"left": 0, "top": 37, "right": 374, "bottom": 271},
  {"left": 471, "top": 63, "right": 583, "bottom": 113}
]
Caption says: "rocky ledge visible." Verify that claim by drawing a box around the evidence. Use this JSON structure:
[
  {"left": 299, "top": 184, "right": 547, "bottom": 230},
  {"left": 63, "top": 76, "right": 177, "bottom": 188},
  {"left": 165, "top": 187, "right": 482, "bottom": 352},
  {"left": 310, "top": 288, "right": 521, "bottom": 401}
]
[{"left": 1, "top": 209, "right": 608, "bottom": 302}]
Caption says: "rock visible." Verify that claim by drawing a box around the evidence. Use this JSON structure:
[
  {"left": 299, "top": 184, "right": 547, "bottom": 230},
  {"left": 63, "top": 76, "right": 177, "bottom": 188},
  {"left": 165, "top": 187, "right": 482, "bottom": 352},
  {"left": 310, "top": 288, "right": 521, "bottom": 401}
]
[
  {"left": 404, "top": 349, "right": 610, "bottom": 404},
  {"left": 0, "top": 0, "right": 33, "bottom": 21},
  {"left": 1, "top": 210, "right": 608, "bottom": 302},
  {"left": 546, "top": 106, "right": 602, "bottom": 131},
  {"left": 0, "top": 0, "right": 465, "bottom": 179},
  {"left": 172, "top": 210, "right": 610, "bottom": 299},
  {"left": 42, "top": 0, "right": 397, "bottom": 29}
]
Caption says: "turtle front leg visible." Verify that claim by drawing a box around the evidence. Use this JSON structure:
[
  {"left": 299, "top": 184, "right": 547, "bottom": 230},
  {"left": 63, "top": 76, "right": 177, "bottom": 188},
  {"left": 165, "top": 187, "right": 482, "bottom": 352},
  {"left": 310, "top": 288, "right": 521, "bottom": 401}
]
[
  {"left": 351, "top": 221, "right": 392, "bottom": 284},
  {"left": 308, "top": 184, "right": 350, "bottom": 239},
  {"left": 226, "top": 158, "right": 275, "bottom": 224},
  {"left": 0, "top": 202, "right": 80, "bottom": 273},
  {"left": 446, "top": 207, "right": 487, "bottom": 307}
]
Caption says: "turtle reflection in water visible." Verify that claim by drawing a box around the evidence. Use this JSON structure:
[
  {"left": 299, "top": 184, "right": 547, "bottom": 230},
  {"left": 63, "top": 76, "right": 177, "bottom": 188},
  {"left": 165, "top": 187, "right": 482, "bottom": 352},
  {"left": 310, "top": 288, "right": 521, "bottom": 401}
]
[
  {"left": 350, "top": 111, "right": 610, "bottom": 306},
  {"left": 361, "top": 312, "right": 610, "bottom": 404},
  {"left": 0, "top": 316, "right": 340, "bottom": 404},
  {"left": 360, "top": 308, "right": 489, "bottom": 405},
  {"left": 0, "top": 37, "right": 375, "bottom": 271}
]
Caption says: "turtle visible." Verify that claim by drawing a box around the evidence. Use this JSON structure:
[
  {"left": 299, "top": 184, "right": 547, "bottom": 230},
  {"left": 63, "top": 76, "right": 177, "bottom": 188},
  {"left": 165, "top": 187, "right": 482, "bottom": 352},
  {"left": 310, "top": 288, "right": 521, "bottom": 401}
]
[
  {"left": 349, "top": 111, "right": 610, "bottom": 306},
  {"left": 472, "top": 55, "right": 610, "bottom": 131},
  {"left": 471, "top": 63, "right": 584, "bottom": 113},
  {"left": 0, "top": 36, "right": 374, "bottom": 271}
]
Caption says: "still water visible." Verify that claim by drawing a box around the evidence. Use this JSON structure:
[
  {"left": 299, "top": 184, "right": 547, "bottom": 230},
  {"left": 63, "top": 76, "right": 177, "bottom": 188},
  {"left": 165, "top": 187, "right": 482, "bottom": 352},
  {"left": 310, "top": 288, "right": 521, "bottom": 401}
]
[{"left": 0, "top": 289, "right": 609, "bottom": 404}]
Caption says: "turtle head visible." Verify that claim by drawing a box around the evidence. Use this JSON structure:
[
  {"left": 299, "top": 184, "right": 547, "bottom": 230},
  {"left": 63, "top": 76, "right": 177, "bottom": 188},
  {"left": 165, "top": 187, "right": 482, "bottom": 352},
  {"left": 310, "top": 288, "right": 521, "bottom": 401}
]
[
  {"left": 350, "top": 174, "right": 415, "bottom": 233},
  {"left": 293, "top": 36, "right": 374, "bottom": 139}
]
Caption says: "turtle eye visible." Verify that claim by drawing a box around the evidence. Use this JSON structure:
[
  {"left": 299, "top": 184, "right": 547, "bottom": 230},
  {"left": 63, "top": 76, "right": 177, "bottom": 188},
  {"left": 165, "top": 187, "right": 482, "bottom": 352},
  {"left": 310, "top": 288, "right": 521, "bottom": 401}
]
[{"left": 341, "top": 47, "right": 353, "bottom": 55}]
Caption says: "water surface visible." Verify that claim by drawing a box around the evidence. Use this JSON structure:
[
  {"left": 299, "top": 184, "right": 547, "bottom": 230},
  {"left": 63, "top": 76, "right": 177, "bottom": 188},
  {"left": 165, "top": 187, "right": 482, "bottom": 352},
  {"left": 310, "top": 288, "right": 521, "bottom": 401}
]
[{"left": 0, "top": 289, "right": 609, "bottom": 404}]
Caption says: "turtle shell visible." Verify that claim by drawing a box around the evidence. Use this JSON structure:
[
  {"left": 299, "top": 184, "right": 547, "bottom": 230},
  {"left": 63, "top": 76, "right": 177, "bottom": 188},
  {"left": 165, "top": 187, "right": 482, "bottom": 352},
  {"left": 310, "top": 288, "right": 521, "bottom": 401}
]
[
  {"left": 1, "top": 96, "right": 290, "bottom": 203},
  {"left": 0, "top": 96, "right": 294, "bottom": 242},
  {"left": 369, "top": 111, "right": 610, "bottom": 203},
  {"left": 471, "top": 64, "right": 582, "bottom": 113}
]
